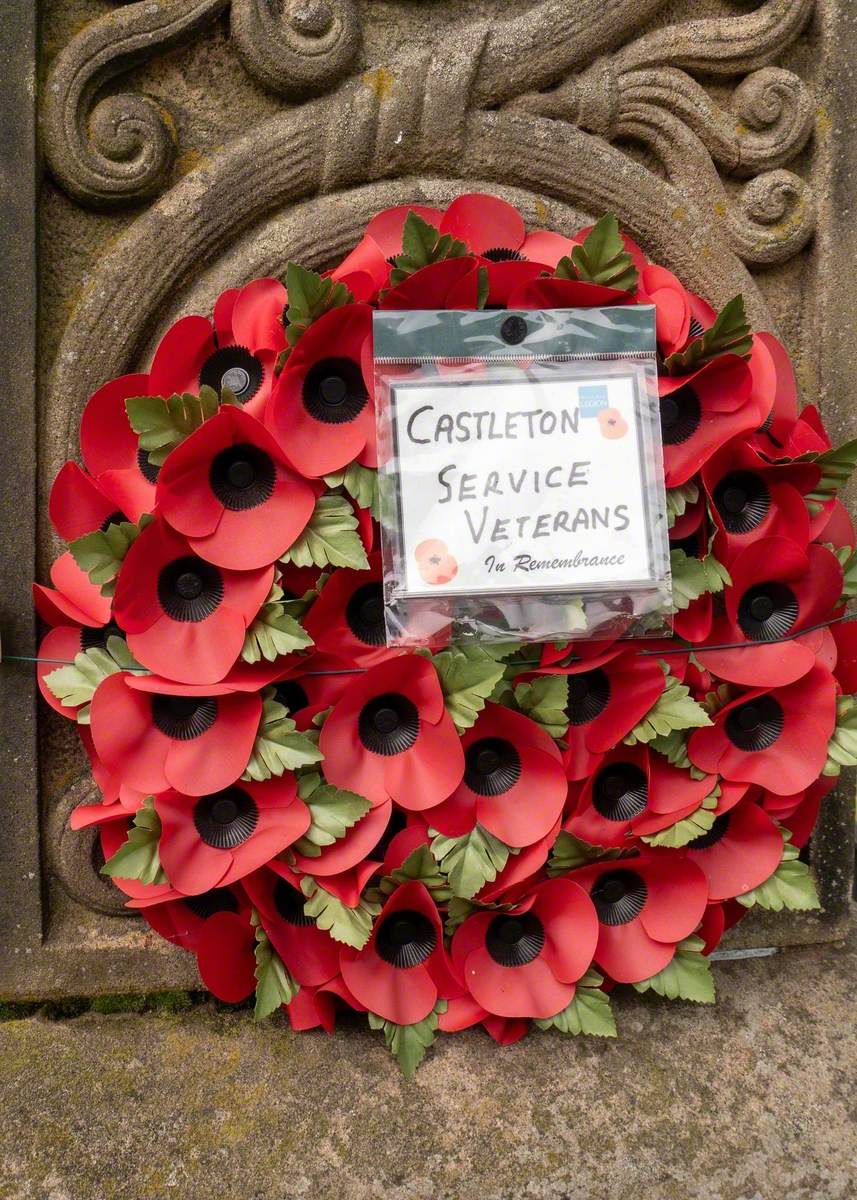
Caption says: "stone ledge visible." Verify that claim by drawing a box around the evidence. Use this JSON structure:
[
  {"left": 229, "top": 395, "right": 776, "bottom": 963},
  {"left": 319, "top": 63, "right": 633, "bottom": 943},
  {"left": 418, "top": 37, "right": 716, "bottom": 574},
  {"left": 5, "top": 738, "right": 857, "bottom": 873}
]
[{"left": 1, "top": 929, "right": 854, "bottom": 1200}]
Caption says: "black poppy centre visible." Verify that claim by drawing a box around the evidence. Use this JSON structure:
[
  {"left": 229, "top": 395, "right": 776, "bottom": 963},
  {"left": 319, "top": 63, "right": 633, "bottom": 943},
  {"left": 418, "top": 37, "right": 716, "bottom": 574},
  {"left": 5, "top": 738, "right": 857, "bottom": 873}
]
[
  {"left": 345, "top": 582, "right": 386, "bottom": 647},
  {"left": 193, "top": 787, "right": 259, "bottom": 849},
  {"left": 724, "top": 695, "right": 785, "bottom": 751},
  {"left": 184, "top": 887, "right": 239, "bottom": 920},
  {"left": 483, "top": 247, "right": 526, "bottom": 262},
  {"left": 567, "top": 669, "right": 611, "bottom": 726},
  {"left": 591, "top": 869, "right": 648, "bottom": 925},
  {"left": 151, "top": 693, "right": 218, "bottom": 740},
  {"left": 273, "top": 878, "right": 315, "bottom": 926},
  {"left": 199, "top": 344, "right": 264, "bottom": 404},
  {"left": 158, "top": 556, "right": 224, "bottom": 622},
  {"left": 485, "top": 912, "right": 545, "bottom": 967},
  {"left": 303, "top": 357, "right": 368, "bottom": 425},
  {"left": 358, "top": 692, "right": 420, "bottom": 755},
  {"left": 660, "top": 386, "right": 701, "bottom": 446},
  {"left": 737, "top": 581, "right": 799, "bottom": 641},
  {"left": 712, "top": 470, "right": 770, "bottom": 534},
  {"left": 273, "top": 679, "right": 310, "bottom": 714},
  {"left": 592, "top": 762, "right": 648, "bottom": 822},
  {"left": 137, "top": 447, "right": 161, "bottom": 484},
  {"left": 209, "top": 442, "right": 276, "bottom": 511},
  {"left": 80, "top": 620, "right": 124, "bottom": 652},
  {"left": 376, "top": 909, "right": 437, "bottom": 968},
  {"left": 687, "top": 812, "right": 731, "bottom": 851},
  {"left": 464, "top": 737, "right": 521, "bottom": 796}
]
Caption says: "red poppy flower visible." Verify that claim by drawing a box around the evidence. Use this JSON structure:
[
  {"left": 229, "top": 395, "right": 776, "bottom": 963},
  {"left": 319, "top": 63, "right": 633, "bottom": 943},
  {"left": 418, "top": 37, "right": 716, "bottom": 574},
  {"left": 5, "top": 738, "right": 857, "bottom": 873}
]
[
  {"left": 90, "top": 672, "right": 261, "bottom": 796},
  {"left": 832, "top": 617, "right": 857, "bottom": 693},
  {"left": 639, "top": 264, "right": 691, "bottom": 357},
  {"left": 659, "top": 354, "right": 760, "bottom": 487},
  {"left": 266, "top": 304, "right": 375, "bottom": 477},
  {"left": 335, "top": 203, "right": 445, "bottom": 295},
  {"left": 571, "top": 853, "right": 709, "bottom": 983},
  {"left": 194, "top": 909, "right": 258, "bottom": 1003},
  {"left": 438, "top": 995, "right": 530, "bottom": 1045},
  {"left": 378, "top": 255, "right": 480, "bottom": 311},
  {"left": 98, "top": 815, "right": 175, "bottom": 904},
  {"left": 677, "top": 796, "right": 786, "bottom": 901},
  {"left": 302, "top": 553, "right": 396, "bottom": 668},
  {"left": 155, "top": 773, "right": 308, "bottom": 895},
  {"left": 535, "top": 649, "right": 665, "bottom": 780},
  {"left": 286, "top": 974, "right": 365, "bottom": 1032},
  {"left": 112, "top": 518, "right": 273, "bottom": 684},
  {"left": 754, "top": 403, "right": 830, "bottom": 460},
  {"left": 696, "top": 538, "right": 843, "bottom": 687},
  {"left": 702, "top": 439, "right": 818, "bottom": 557},
  {"left": 291, "top": 799, "right": 394, "bottom": 878},
  {"left": 148, "top": 279, "right": 285, "bottom": 419},
  {"left": 566, "top": 743, "right": 716, "bottom": 848},
  {"left": 669, "top": 515, "right": 716, "bottom": 644},
  {"left": 242, "top": 864, "right": 339, "bottom": 986},
  {"left": 476, "top": 818, "right": 561, "bottom": 905},
  {"left": 142, "top": 883, "right": 249, "bottom": 950},
  {"left": 697, "top": 899, "right": 746, "bottom": 955},
  {"left": 688, "top": 663, "right": 837, "bottom": 794},
  {"left": 765, "top": 776, "right": 833, "bottom": 848},
  {"left": 79, "top": 372, "right": 157, "bottom": 522},
  {"left": 445, "top": 260, "right": 546, "bottom": 309},
  {"left": 451, "top": 878, "right": 598, "bottom": 1019},
  {"left": 49, "top": 462, "right": 125, "bottom": 542},
  {"left": 816, "top": 499, "right": 856, "bottom": 556},
  {"left": 33, "top": 550, "right": 113, "bottom": 630},
  {"left": 507, "top": 275, "right": 637, "bottom": 310},
  {"left": 319, "top": 656, "right": 464, "bottom": 810},
  {"left": 156, "top": 405, "right": 316, "bottom": 570},
  {"left": 339, "top": 881, "right": 457, "bottom": 1025},
  {"left": 428, "top": 703, "right": 565, "bottom": 848}
]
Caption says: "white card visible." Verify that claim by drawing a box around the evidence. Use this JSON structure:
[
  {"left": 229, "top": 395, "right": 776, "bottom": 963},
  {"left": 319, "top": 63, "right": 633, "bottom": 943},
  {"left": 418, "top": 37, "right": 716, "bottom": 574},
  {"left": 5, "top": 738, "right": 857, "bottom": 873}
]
[{"left": 388, "top": 370, "right": 659, "bottom": 598}]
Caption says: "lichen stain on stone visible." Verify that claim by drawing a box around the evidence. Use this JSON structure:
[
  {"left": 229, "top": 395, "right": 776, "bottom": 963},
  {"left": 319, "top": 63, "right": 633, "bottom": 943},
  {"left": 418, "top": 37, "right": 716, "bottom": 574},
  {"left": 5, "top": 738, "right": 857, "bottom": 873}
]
[
  {"left": 534, "top": 198, "right": 548, "bottom": 224},
  {"left": 176, "top": 149, "right": 210, "bottom": 178},
  {"left": 363, "top": 67, "right": 396, "bottom": 102},
  {"left": 713, "top": 201, "right": 727, "bottom": 219},
  {"left": 815, "top": 106, "right": 833, "bottom": 138}
]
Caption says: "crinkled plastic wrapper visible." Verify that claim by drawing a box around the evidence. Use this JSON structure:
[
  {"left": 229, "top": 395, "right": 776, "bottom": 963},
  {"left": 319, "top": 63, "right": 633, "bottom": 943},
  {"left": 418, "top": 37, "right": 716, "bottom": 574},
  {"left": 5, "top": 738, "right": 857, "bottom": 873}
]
[{"left": 373, "top": 307, "right": 673, "bottom": 647}]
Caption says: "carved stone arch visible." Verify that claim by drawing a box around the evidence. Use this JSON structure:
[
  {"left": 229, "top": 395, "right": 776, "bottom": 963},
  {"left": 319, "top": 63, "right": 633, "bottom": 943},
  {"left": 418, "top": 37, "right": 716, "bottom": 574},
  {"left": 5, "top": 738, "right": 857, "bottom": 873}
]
[{"left": 47, "top": 108, "right": 771, "bottom": 473}]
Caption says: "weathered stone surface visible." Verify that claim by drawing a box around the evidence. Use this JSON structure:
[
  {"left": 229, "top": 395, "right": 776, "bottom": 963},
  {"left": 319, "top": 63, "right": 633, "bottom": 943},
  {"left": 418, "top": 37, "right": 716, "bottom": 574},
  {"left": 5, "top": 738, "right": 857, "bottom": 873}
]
[
  {"left": 0, "top": 0, "right": 852, "bottom": 997},
  {"left": 1, "top": 931, "right": 855, "bottom": 1199}
]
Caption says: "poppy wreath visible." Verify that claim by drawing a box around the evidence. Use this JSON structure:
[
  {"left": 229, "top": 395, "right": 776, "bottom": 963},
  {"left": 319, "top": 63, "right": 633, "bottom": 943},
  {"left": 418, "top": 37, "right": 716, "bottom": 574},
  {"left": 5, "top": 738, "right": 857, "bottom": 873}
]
[{"left": 37, "top": 194, "right": 857, "bottom": 1076}]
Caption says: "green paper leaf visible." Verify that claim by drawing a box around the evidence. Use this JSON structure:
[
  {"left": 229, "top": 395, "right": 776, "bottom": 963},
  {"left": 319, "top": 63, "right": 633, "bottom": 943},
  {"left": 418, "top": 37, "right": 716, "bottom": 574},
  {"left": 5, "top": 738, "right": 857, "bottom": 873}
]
[
  {"left": 546, "top": 830, "right": 617, "bottom": 876},
  {"left": 125, "top": 387, "right": 220, "bottom": 467},
  {"left": 513, "top": 675, "right": 569, "bottom": 739},
  {"left": 44, "top": 635, "right": 145, "bottom": 723},
  {"left": 475, "top": 265, "right": 490, "bottom": 310},
  {"left": 299, "top": 877, "right": 380, "bottom": 948},
  {"left": 283, "top": 262, "right": 354, "bottom": 349},
  {"left": 823, "top": 694, "right": 857, "bottom": 777},
  {"left": 100, "top": 797, "right": 166, "bottom": 886},
  {"left": 367, "top": 999, "right": 447, "bottom": 1078},
  {"left": 323, "top": 461, "right": 381, "bottom": 521},
  {"left": 430, "top": 824, "right": 514, "bottom": 900},
  {"left": 625, "top": 674, "right": 711, "bottom": 744},
  {"left": 443, "top": 895, "right": 514, "bottom": 937},
  {"left": 641, "top": 803, "right": 718, "bottom": 848},
  {"left": 736, "top": 841, "right": 820, "bottom": 912},
  {"left": 366, "top": 845, "right": 454, "bottom": 904},
  {"left": 241, "top": 693, "right": 323, "bottom": 782},
  {"left": 632, "top": 935, "right": 715, "bottom": 1003},
  {"left": 389, "top": 212, "right": 468, "bottom": 285},
  {"left": 648, "top": 728, "right": 692, "bottom": 769},
  {"left": 292, "top": 775, "right": 370, "bottom": 858},
  {"left": 669, "top": 546, "right": 730, "bottom": 612},
  {"left": 69, "top": 514, "right": 153, "bottom": 597},
  {"left": 280, "top": 494, "right": 369, "bottom": 572},
  {"left": 241, "top": 583, "right": 314, "bottom": 664},
  {"left": 534, "top": 970, "right": 617, "bottom": 1037},
  {"left": 430, "top": 646, "right": 506, "bottom": 732},
  {"left": 804, "top": 437, "right": 857, "bottom": 503},
  {"left": 252, "top": 912, "right": 299, "bottom": 1020},
  {"left": 666, "top": 481, "right": 699, "bottom": 528},
  {"left": 556, "top": 215, "right": 638, "bottom": 292},
  {"left": 664, "top": 295, "right": 752, "bottom": 374}
]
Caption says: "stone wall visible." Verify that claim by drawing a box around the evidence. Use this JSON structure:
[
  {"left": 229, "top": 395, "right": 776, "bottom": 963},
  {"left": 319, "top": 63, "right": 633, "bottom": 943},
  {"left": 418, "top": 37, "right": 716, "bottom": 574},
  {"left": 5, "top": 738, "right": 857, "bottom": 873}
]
[{"left": 1, "top": 0, "right": 854, "bottom": 999}]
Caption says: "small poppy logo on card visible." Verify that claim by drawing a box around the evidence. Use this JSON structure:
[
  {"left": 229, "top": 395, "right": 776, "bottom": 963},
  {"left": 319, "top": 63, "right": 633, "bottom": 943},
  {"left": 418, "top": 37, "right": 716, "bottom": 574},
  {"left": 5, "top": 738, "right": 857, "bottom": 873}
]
[{"left": 415, "top": 538, "right": 458, "bottom": 585}]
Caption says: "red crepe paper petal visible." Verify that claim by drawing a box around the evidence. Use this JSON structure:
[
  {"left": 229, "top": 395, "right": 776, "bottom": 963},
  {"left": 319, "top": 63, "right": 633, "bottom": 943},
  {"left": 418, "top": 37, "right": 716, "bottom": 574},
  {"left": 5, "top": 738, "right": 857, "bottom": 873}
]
[
  {"left": 48, "top": 552, "right": 112, "bottom": 626},
  {"left": 195, "top": 911, "right": 257, "bottom": 1003},
  {"left": 439, "top": 193, "right": 525, "bottom": 256},
  {"left": 507, "top": 277, "right": 635, "bottom": 310},
  {"left": 532, "top": 878, "right": 599, "bottom": 983},
  {"left": 462, "top": 945, "right": 575, "bottom": 1020},
  {"left": 482, "top": 1015, "right": 530, "bottom": 1045},
  {"left": 292, "top": 801, "right": 393, "bottom": 876},
  {"left": 686, "top": 800, "right": 784, "bottom": 900},
  {"left": 80, "top": 373, "right": 150, "bottom": 477},
  {"left": 149, "top": 315, "right": 216, "bottom": 397},
  {"left": 49, "top": 462, "right": 120, "bottom": 541},
  {"left": 519, "top": 230, "right": 576, "bottom": 268},
  {"left": 230, "top": 277, "right": 288, "bottom": 352},
  {"left": 593, "top": 919, "right": 676, "bottom": 985}
]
